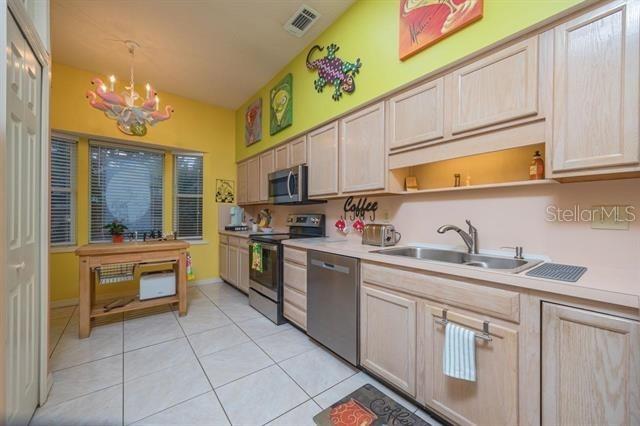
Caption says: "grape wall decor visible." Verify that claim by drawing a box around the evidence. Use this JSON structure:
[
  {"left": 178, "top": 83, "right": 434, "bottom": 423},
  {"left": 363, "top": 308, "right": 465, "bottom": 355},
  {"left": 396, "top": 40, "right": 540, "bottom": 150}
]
[{"left": 306, "top": 43, "right": 362, "bottom": 101}]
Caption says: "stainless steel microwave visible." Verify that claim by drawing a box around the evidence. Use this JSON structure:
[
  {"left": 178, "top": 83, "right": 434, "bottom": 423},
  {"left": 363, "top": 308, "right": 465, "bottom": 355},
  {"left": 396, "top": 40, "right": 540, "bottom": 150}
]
[{"left": 268, "top": 165, "right": 323, "bottom": 205}]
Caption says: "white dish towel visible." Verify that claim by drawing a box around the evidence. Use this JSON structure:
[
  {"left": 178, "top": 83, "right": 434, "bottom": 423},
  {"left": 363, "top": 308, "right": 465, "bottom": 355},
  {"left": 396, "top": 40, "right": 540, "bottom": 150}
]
[{"left": 443, "top": 322, "right": 477, "bottom": 382}]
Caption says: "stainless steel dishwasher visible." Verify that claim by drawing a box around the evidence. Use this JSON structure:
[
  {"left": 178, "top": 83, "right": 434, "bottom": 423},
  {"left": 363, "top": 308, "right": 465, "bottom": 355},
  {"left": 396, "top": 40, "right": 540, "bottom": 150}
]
[{"left": 307, "top": 250, "right": 360, "bottom": 366}]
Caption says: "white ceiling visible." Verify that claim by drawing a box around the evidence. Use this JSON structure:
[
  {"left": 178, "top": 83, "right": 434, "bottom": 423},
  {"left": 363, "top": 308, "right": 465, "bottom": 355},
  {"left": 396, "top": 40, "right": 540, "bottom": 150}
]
[{"left": 51, "top": 0, "right": 354, "bottom": 109}]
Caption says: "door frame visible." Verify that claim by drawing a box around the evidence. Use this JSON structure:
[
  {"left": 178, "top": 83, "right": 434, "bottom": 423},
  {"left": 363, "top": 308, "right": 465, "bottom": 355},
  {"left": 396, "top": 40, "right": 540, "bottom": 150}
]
[{"left": 2, "top": 0, "right": 52, "bottom": 415}]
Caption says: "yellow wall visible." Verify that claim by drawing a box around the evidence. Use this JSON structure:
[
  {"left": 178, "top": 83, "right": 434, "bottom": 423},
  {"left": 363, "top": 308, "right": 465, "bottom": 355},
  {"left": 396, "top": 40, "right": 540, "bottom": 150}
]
[
  {"left": 50, "top": 62, "right": 236, "bottom": 302},
  {"left": 235, "top": 0, "right": 584, "bottom": 160}
]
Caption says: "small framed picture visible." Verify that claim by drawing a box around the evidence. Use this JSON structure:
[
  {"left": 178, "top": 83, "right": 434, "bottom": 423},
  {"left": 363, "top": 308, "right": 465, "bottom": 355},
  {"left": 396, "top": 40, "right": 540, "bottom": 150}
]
[{"left": 216, "top": 179, "right": 235, "bottom": 203}]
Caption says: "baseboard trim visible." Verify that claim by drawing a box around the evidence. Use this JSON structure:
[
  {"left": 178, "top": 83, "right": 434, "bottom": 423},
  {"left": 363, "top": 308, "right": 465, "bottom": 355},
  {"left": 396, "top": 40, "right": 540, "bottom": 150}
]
[{"left": 189, "top": 277, "right": 223, "bottom": 286}]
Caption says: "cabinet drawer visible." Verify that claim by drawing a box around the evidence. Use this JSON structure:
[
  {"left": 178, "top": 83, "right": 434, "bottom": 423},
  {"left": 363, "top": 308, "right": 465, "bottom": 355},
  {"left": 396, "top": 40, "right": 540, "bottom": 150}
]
[
  {"left": 284, "top": 262, "right": 306, "bottom": 294},
  {"left": 219, "top": 234, "right": 229, "bottom": 244},
  {"left": 284, "top": 287, "right": 306, "bottom": 311},
  {"left": 228, "top": 237, "right": 242, "bottom": 247},
  {"left": 284, "top": 247, "right": 307, "bottom": 266},
  {"left": 284, "top": 301, "right": 307, "bottom": 330},
  {"left": 362, "top": 262, "right": 520, "bottom": 323}
]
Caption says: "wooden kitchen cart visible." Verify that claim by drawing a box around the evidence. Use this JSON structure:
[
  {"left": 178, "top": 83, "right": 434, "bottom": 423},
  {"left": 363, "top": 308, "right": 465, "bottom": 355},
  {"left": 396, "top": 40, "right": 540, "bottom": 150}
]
[{"left": 75, "top": 240, "right": 190, "bottom": 338}]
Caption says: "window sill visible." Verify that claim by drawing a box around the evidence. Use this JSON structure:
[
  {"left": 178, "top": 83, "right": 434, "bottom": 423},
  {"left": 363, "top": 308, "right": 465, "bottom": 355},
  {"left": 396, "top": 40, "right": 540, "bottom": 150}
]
[
  {"left": 50, "top": 245, "right": 78, "bottom": 254},
  {"left": 181, "top": 239, "right": 208, "bottom": 246}
]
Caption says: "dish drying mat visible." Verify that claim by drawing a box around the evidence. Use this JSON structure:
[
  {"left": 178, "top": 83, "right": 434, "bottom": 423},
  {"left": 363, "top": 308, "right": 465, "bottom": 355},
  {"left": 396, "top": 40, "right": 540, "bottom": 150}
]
[
  {"left": 526, "top": 263, "right": 587, "bottom": 282},
  {"left": 96, "top": 263, "right": 135, "bottom": 285}
]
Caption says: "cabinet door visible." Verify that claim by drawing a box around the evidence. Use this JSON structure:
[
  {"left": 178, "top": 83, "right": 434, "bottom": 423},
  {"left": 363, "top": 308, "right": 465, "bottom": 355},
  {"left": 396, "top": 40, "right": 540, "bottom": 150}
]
[
  {"left": 227, "top": 244, "right": 238, "bottom": 286},
  {"left": 289, "top": 136, "right": 307, "bottom": 166},
  {"left": 361, "top": 284, "right": 416, "bottom": 396},
  {"left": 340, "top": 102, "right": 386, "bottom": 193},
  {"left": 237, "top": 161, "right": 248, "bottom": 204},
  {"left": 238, "top": 247, "right": 249, "bottom": 293},
  {"left": 450, "top": 37, "right": 538, "bottom": 134},
  {"left": 218, "top": 243, "right": 228, "bottom": 281},
  {"left": 307, "top": 122, "right": 339, "bottom": 197},
  {"left": 388, "top": 78, "right": 445, "bottom": 149},
  {"left": 274, "top": 145, "right": 289, "bottom": 171},
  {"left": 419, "top": 304, "right": 519, "bottom": 426},
  {"left": 259, "top": 149, "right": 275, "bottom": 201},
  {"left": 552, "top": 0, "right": 640, "bottom": 173},
  {"left": 542, "top": 303, "right": 640, "bottom": 426},
  {"left": 247, "top": 157, "right": 260, "bottom": 203}
]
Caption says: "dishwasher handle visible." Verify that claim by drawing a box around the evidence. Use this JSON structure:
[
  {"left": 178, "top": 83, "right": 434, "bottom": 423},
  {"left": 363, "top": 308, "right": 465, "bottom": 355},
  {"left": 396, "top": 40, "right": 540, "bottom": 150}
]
[{"left": 311, "top": 259, "right": 351, "bottom": 275}]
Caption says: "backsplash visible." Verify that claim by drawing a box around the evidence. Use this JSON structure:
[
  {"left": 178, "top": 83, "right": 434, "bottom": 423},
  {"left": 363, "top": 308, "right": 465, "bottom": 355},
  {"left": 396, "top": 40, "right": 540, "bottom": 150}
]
[{"left": 243, "top": 178, "right": 640, "bottom": 276}]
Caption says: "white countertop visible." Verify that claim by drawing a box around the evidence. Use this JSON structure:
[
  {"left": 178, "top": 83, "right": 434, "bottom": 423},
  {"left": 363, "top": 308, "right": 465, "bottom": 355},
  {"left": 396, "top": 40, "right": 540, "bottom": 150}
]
[
  {"left": 218, "top": 228, "right": 288, "bottom": 238},
  {"left": 282, "top": 237, "right": 640, "bottom": 310}
]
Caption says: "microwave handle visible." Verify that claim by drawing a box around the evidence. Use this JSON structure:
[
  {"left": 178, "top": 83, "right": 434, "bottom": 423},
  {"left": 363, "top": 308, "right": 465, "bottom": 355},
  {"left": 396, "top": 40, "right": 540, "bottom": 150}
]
[{"left": 287, "top": 171, "right": 294, "bottom": 199}]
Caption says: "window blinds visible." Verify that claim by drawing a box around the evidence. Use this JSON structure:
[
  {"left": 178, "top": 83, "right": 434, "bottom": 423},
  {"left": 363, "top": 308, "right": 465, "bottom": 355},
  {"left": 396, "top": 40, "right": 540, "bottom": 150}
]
[
  {"left": 50, "top": 137, "right": 77, "bottom": 245},
  {"left": 90, "top": 143, "right": 164, "bottom": 242},
  {"left": 174, "top": 154, "right": 203, "bottom": 239}
]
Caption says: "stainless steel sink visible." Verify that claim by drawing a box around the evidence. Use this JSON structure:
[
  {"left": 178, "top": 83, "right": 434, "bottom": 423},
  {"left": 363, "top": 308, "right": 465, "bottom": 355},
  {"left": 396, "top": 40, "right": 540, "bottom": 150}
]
[{"left": 372, "top": 246, "right": 541, "bottom": 274}]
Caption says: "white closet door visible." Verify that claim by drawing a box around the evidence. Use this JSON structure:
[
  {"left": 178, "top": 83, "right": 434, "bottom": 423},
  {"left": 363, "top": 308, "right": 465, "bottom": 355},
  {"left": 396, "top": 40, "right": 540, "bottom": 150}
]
[{"left": 6, "top": 14, "right": 42, "bottom": 425}]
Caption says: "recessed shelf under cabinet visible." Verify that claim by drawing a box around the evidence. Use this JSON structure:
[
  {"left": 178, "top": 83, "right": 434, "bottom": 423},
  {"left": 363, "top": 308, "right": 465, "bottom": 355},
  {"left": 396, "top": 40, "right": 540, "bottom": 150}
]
[{"left": 391, "top": 179, "right": 558, "bottom": 195}]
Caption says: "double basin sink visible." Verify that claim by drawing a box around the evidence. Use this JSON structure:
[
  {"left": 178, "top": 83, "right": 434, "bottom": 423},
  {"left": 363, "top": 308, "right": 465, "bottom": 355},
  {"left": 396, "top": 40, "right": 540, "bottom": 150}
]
[{"left": 372, "top": 246, "right": 541, "bottom": 274}]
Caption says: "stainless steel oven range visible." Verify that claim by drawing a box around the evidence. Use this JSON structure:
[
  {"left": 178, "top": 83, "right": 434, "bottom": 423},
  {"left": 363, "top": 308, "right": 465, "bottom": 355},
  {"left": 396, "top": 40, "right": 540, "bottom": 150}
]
[{"left": 248, "top": 213, "right": 325, "bottom": 324}]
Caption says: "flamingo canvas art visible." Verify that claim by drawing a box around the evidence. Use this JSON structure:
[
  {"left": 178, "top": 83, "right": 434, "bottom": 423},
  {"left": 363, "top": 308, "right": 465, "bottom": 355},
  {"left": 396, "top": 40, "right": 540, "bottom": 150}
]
[{"left": 399, "top": 0, "right": 483, "bottom": 60}]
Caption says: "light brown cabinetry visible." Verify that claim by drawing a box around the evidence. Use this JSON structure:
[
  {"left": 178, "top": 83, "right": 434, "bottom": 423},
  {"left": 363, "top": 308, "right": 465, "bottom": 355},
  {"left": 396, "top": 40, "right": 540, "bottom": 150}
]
[
  {"left": 227, "top": 243, "right": 238, "bottom": 286},
  {"left": 247, "top": 157, "right": 260, "bottom": 203},
  {"left": 388, "top": 78, "right": 445, "bottom": 150},
  {"left": 259, "top": 150, "right": 275, "bottom": 201},
  {"left": 450, "top": 37, "right": 539, "bottom": 135},
  {"left": 307, "top": 122, "right": 339, "bottom": 197},
  {"left": 360, "top": 283, "right": 416, "bottom": 396},
  {"left": 237, "top": 161, "right": 248, "bottom": 205},
  {"left": 542, "top": 303, "right": 640, "bottom": 426},
  {"left": 340, "top": 102, "right": 386, "bottom": 193},
  {"left": 218, "top": 242, "right": 228, "bottom": 281},
  {"left": 418, "top": 304, "right": 519, "bottom": 426},
  {"left": 238, "top": 241, "right": 250, "bottom": 293},
  {"left": 283, "top": 247, "right": 307, "bottom": 329},
  {"left": 551, "top": 0, "right": 640, "bottom": 176},
  {"left": 274, "top": 145, "right": 289, "bottom": 171},
  {"left": 289, "top": 136, "right": 307, "bottom": 166}
]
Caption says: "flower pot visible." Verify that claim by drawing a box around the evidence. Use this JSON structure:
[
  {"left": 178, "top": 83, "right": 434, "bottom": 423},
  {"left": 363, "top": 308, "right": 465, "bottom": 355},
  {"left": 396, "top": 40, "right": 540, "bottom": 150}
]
[{"left": 112, "top": 234, "right": 125, "bottom": 243}]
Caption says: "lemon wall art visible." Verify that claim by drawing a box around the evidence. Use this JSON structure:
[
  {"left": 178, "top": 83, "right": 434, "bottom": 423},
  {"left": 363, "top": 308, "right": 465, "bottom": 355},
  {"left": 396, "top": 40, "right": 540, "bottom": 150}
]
[{"left": 269, "top": 73, "right": 293, "bottom": 135}]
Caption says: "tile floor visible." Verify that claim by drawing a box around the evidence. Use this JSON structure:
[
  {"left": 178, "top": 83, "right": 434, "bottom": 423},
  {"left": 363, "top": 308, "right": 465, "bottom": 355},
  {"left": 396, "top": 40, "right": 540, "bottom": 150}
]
[{"left": 36, "top": 282, "right": 442, "bottom": 426}]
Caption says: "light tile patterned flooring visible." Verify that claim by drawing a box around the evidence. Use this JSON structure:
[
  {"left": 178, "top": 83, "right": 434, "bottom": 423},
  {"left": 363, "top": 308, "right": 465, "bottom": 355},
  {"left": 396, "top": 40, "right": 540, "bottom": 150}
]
[{"left": 37, "top": 282, "right": 442, "bottom": 426}]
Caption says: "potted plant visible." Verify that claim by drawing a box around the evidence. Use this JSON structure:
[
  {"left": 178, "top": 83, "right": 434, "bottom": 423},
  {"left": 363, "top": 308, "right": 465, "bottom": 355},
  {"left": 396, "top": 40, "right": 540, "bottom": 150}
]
[{"left": 104, "top": 220, "right": 128, "bottom": 243}]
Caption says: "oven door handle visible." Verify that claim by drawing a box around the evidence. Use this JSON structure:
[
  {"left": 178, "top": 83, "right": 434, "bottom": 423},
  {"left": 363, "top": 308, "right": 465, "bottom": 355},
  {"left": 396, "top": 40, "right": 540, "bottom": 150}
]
[
  {"left": 251, "top": 242, "right": 278, "bottom": 252},
  {"left": 287, "top": 171, "right": 294, "bottom": 199}
]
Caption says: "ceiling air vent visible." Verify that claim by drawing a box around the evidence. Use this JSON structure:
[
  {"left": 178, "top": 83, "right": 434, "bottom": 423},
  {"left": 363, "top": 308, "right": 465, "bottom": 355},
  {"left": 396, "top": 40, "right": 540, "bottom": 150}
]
[{"left": 283, "top": 5, "right": 321, "bottom": 37}]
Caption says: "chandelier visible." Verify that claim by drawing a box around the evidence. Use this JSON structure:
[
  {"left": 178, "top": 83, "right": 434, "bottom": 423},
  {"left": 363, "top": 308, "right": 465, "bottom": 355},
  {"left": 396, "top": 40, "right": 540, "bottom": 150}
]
[{"left": 86, "top": 40, "right": 173, "bottom": 136}]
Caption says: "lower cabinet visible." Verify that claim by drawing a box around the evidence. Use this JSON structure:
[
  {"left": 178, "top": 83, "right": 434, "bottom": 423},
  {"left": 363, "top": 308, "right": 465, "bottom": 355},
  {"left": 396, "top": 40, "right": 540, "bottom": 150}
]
[
  {"left": 360, "top": 284, "right": 417, "bottom": 396},
  {"left": 283, "top": 247, "right": 307, "bottom": 330},
  {"left": 227, "top": 243, "right": 238, "bottom": 286},
  {"left": 418, "top": 303, "right": 519, "bottom": 426},
  {"left": 218, "top": 242, "right": 228, "bottom": 282},
  {"left": 541, "top": 303, "right": 640, "bottom": 426},
  {"left": 238, "top": 243, "right": 250, "bottom": 294}
]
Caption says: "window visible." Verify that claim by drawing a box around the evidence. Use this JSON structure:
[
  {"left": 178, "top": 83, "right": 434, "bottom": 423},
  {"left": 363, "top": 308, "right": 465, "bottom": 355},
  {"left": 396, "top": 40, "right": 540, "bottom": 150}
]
[
  {"left": 50, "top": 135, "right": 77, "bottom": 245},
  {"left": 90, "top": 143, "right": 164, "bottom": 242},
  {"left": 174, "top": 154, "right": 203, "bottom": 240}
]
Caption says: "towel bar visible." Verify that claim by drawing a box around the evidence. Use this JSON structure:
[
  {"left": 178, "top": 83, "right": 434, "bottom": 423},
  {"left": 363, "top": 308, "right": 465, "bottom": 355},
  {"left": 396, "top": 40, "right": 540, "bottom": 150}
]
[{"left": 434, "top": 309, "right": 493, "bottom": 342}]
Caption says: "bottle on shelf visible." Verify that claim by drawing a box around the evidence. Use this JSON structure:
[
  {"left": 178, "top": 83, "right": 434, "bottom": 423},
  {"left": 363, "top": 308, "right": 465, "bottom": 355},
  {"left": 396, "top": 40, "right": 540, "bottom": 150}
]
[{"left": 529, "top": 150, "right": 545, "bottom": 180}]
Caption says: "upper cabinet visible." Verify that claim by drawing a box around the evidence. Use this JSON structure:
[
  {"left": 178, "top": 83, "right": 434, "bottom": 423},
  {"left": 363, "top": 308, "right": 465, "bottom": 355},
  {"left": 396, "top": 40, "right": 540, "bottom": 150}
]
[
  {"left": 237, "top": 161, "right": 248, "bottom": 205},
  {"left": 259, "top": 150, "right": 274, "bottom": 202},
  {"left": 551, "top": 0, "right": 640, "bottom": 176},
  {"left": 450, "top": 37, "right": 539, "bottom": 135},
  {"left": 388, "top": 78, "right": 445, "bottom": 150},
  {"left": 274, "top": 145, "right": 289, "bottom": 171},
  {"left": 340, "top": 102, "right": 386, "bottom": 193},
  {"left": 307, "top": 122, "right": 339, "bottom": 197},
  {"left": 289, "top": 136, "right": 307, "bottom": 167},
  {"left": 247, "top": 157, "right": 260, "bottom": 203}
]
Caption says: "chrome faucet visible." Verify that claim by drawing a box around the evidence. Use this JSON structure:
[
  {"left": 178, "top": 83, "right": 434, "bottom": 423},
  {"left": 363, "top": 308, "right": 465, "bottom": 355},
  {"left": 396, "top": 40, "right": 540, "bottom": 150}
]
[{"left": 437, "top": 220, "right": 479, "bottom": 254}]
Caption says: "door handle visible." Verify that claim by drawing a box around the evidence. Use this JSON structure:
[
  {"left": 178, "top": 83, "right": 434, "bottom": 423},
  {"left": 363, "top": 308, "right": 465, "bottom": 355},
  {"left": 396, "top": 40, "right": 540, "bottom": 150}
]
[
  {"left": 11, "top": 262, "right": 25, "bottom": 271},
  {"left": 287, "top": 171, "right": 294, "bottom": 199}
]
